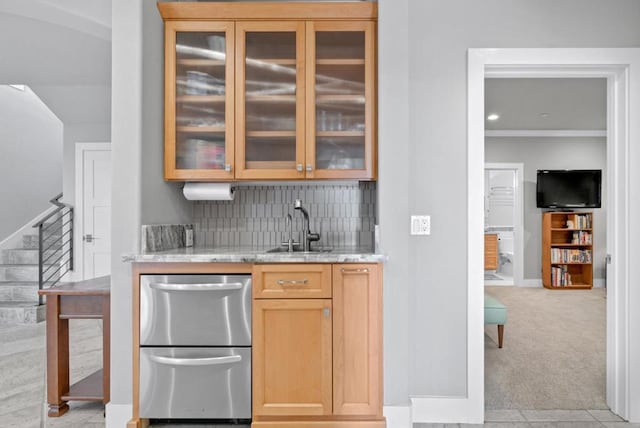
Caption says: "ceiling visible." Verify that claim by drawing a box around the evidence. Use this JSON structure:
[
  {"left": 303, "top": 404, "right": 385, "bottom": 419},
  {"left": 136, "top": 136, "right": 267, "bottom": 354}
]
[
  {"left": 0, "top": 0, "right": 111, "bottom": 125},
  {"left": 484, "top": 78, "right": 607, "bottom": 131}
]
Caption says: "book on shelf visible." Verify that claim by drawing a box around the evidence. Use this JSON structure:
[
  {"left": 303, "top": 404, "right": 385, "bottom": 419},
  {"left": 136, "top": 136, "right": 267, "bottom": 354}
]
[
  {"left": 571, "top": 214, "right": 592, "bottom": 229},
  {"left": 551, "top": 265, "right": 573, "bottom": 287},
  {"left": 551, "top": 248, "right": 592, "bottom": 264},
  {"left": 571, "top": 231, "right": 593, "bottom": 245}
]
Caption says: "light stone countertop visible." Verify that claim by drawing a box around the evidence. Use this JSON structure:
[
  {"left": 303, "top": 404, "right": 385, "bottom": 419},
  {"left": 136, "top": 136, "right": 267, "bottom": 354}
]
[{"left": 122, "top": 246, "right": 387, "bottom": 263}]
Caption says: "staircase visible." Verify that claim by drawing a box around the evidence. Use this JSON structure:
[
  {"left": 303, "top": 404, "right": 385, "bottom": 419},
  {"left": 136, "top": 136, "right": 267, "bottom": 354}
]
[
  {"left": 0, "top": 194, "right": 73, "bottom": 326},
  {"left": 0, "top": 234, "right": 48, "bottom": 325}
]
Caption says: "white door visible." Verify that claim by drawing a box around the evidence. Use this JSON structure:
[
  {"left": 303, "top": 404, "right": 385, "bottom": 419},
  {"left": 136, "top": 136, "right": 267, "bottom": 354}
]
[{"left": 76, "top": 143, "right": 111, "bottom": 279}]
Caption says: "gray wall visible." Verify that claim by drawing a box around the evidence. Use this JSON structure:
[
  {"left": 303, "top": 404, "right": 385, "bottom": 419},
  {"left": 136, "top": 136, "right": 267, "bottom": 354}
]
[
  {"left": 0, "top": 86, "right": 62, "bottom": 241},
  {"left": 389, "top": 0, "right": 640, "bottom": 398},
  {"left": 486, "top": 137, "right": 607, "bottom": 281},
  {"left": 141, "top": 0, "right": 192, "bottom": 225},
  {"left": 110, "top": 0, "right": 640, "bottom": 417}
]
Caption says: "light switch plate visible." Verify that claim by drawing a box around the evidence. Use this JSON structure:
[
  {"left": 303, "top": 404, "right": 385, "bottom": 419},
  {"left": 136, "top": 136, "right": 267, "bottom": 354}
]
[{"left": 410, "top": 215, "right": 431, "bottom": 235}]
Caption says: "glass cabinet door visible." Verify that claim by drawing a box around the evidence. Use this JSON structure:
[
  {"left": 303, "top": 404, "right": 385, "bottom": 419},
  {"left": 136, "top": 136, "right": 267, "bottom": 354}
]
[
  {"left": 306, "top": 22, "right": 375, "bottom": 179},
  {"left": 235, "top": 22, "right": 306, "bottom": 179},
  {"left": 164, "top": 21, "right": 234, "bottom": 180}
]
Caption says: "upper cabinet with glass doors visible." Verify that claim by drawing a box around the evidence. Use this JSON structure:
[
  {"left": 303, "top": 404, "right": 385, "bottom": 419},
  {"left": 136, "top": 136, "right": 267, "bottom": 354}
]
[
  {"left": 158, "top": 3, "right": 377, "bottom": 182},
  {"left": 163, "top": 21, "right": 235, "bottom": 181},
  {"left": 306, "top": 22, "right": 375, "bottom": 179}
]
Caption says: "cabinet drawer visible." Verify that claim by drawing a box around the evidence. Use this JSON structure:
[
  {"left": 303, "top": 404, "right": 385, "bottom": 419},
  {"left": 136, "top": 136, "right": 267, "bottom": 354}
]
[{"left": 253, "top": 264, "right": 331, "bottom": 299}]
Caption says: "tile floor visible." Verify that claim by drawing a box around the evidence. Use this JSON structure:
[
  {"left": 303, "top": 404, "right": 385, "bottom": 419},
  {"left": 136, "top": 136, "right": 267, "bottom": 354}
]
[
  {"left": 1, "top": 319, "right": 638, "bottom": 428},
  {"left": 414, "top": 409, "right": 640, "bottom": 427}
]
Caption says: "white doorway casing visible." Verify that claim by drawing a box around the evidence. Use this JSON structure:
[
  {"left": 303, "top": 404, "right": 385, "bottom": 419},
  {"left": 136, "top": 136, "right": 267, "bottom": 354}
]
[
  {"left": 484, "top": 162, "right": 524, "bottom": 287},
  {"left": 463, "top": 48, "right": 640, "bottom": 424},
  {"left": 75, "top": 142, "right": 112, "bottom": 280}
]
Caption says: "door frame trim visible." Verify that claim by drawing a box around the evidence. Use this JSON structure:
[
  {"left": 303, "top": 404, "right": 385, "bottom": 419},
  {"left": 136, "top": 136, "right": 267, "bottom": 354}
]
[
  {"left": 74, "top": 142, "right": 111, "bottom": 281},
  {"left": 464, "top": 48, "right": 640, "bottom": 424}
]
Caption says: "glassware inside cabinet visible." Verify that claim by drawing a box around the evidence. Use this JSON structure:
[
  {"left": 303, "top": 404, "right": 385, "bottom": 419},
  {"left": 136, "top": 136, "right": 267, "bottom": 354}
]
[
  {"left": 314, "top": 30, "right": 367, "bottom": 171},
  {"left": 243, "top": 31, "right": 298, "bottom": 171},
  {"left": 174, "top": 31, "right": 228, "bottom": 170}
]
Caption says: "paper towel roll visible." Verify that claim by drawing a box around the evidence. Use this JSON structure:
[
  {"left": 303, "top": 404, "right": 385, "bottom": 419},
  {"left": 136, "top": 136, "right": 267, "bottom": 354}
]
[{"left": 183, "top": 182, "right": 235, "bottom": 201}]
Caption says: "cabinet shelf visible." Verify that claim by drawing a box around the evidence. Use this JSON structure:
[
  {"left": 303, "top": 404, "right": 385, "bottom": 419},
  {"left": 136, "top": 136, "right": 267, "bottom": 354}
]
[
  {"left": 246, "top": 131, "right": 295, "bottom": 138},
  {"left": 316, "top": 59, "right": 365, "bottom": 66},
  {"left": 551, "top": 228, "right": 593, "bottom": 231},
  {"left": 547, "top": 284, "right": 593, "bottom": 290},
  {"left": 245, "top": 95, "right": 297, "bottom": 103},
  {"left": 177, "top": 126, "right": 226, "bottom": 133},
  {"left": 551, "top": 262, "right": 592, "bottom": 265},
  {"left": 248, "top": 58, "right": 297, "bottom": 66},
  {"left": 550, "top": 243, "right": 593, "bottom": 247},
  {"left": 176, "top": 95, "right": 226, "bottom": 103},
  {"left": 245, "top": 160, "right": 296, "bottom": 169},
  {"left": 317, "top": 131, "right": 364, "bottom": 137},
  {"left": 316, "top": 94, "right": 365, "bottom": 104},
  {"left": 177, "top": 59, "right": 226, "bottom": 67}
]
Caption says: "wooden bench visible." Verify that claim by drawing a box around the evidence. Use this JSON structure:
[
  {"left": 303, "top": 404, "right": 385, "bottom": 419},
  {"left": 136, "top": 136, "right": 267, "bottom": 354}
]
[
  {"left": 484, "top": 293, "right": 507, "bottom": 348},
  {"left": 38, "top": 276, "right": 110, "bottom": 417}
]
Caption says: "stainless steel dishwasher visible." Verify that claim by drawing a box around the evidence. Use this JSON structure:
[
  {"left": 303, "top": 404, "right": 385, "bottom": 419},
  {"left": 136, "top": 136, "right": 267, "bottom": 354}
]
[{"left": 139, "top": 274, "right": 251, "bottom": 421}]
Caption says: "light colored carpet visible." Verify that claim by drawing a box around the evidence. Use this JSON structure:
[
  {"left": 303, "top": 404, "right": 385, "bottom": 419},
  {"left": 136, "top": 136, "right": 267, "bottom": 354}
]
[{"left": 484, "top": 286, "right": 606, "bottom": 410}]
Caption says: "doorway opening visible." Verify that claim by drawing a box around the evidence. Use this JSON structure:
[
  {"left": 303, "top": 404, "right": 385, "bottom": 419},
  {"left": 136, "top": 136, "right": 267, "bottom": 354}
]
[
  {"left": 483, "top": 77, "right": 608, "bottom": 412},
  {"left": 466, "top": 49, "right": 636, "bottom": 424},
  {"left": 484, "top": 163, "right": 524, "bottom": 287}
]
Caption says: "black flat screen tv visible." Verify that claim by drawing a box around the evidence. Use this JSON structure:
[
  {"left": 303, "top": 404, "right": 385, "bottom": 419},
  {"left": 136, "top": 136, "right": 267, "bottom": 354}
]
[{"left": 536, "top": 169, "right": 602, "bottom": 209}]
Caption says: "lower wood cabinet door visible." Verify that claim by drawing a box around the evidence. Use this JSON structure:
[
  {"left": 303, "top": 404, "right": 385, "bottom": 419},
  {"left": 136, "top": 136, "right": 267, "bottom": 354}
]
[
  {"left": 332, "top": 264, "right": 383, "bottom": 417},
  {"left": 253, "top": 299, "right": 332, "bottom": 416}
]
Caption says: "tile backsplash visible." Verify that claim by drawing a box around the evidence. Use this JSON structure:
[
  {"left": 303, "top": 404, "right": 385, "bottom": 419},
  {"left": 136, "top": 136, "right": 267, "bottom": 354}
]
[{"left": 192, "top": 182, "right": 377, "bottom": 248}]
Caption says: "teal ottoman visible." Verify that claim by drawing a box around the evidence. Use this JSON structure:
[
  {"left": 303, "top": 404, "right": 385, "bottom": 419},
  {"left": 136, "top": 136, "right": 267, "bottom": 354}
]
[{"left": 484, "top": 293, "right": 507, "bottom": 348}]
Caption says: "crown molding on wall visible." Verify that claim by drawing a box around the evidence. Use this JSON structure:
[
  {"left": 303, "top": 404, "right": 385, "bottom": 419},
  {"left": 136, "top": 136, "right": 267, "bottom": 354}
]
[{"left": 485, "top": 130, "right": 606, "bottom": 138}]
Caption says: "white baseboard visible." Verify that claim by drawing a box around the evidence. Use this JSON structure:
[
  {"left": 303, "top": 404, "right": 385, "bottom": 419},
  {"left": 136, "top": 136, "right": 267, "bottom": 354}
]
[
  {"left": 594, "top": 278, "right": 605, "bottom": 288},
  {"left": 383, "top": 405, "right": 411, "bottom": 428},
  {"left": 520, "top": 279, "right": 542, "bottom": 287},
  {"left": 106, "top": 403, "right": 132, "bottom": 428},
  {"left": 484, "top": 280, "right": 514, "bottom": 286},
  {"left": 411, "top": 396, "right": 481, "bottom": 424}
]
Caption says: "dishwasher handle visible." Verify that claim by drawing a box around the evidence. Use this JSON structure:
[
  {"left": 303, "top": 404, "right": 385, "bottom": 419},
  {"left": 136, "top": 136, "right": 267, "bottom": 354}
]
[
  {"left": 149, "top": 354, "right": 242, "bottom": 367},
  {"left": 149, "top": 282, "right": 244, "bottom": 292}
]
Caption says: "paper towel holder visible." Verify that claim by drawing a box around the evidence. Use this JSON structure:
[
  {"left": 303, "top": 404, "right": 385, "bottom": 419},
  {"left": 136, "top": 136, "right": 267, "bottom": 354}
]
[{"left": 182, "top": 182, "right": 236, "bottom": 201}]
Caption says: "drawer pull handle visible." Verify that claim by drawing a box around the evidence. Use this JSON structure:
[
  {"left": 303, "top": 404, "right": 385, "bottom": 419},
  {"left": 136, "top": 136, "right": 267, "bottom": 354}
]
[
  {"left": 340, "top": 268, "right": 369, "bottom": 274},
  {"left": 149, "top": 282, "right": 243, "bottom": 292},
  {"left": 277, "top": 279, "right": 309, "bottom": 286},
  {"left": 149, "top": 354, "right": 242, "bottom": 367}
]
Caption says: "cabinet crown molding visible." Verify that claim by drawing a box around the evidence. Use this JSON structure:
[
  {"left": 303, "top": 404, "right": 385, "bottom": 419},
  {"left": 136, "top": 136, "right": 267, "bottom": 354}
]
[{"left": 158, "top": 2, "right": 378, "bottom": 21}]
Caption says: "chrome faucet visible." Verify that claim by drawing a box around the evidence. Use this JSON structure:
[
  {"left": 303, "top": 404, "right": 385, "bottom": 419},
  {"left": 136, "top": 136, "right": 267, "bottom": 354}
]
[
  {"left": 281, "top": 213, "right": 298, "bottom": 252},
  {"left": 294, "top": 199, "right": 320, "bottom": 251}
]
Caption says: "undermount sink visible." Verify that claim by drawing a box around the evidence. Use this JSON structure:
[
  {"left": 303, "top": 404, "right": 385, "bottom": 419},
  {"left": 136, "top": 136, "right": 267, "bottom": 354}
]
[{"left": 266, "top": 246, "right": 333, "bottom": 254}]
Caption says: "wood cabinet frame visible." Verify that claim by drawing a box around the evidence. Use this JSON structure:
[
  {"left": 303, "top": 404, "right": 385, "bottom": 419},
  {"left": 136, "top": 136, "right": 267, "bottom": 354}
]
[
  {"left": 159, "top": 2, "right": 377, "bottom": 182},
  {"left": 305, "top": 21, "right": 376, "bottom": 180},
  {"left": 234, "top": 21, "right": 307, "bottom": 180},
  {"left": 164, "top": 21, "right": 236, "bottom": 181},
  {"left": 252, "top": 262, "right": 385, "bottom": 428}
]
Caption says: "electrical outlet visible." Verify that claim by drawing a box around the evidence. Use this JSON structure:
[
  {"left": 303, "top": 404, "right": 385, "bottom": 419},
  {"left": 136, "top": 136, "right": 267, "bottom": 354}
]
[
  {"left": 185, "top": 228, "right": 194, "bottom": 247},
  {"left": 410, "top": 215, "right": 431, "bottom": 235}
]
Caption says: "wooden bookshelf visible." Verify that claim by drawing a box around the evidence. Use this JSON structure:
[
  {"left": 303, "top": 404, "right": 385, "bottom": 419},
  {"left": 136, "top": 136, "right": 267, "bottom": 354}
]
[{"left": 542, "top": 211, "right": 593, "bottom": 289}]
